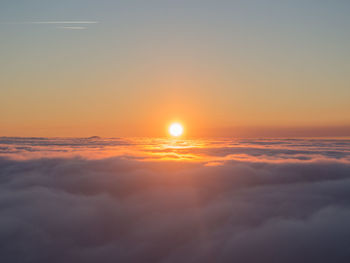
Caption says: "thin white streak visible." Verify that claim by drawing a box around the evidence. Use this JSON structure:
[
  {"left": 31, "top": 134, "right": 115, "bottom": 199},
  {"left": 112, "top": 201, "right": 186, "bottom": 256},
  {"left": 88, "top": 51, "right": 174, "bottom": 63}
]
[
  {"left": 31, "top": 21, "right": 98, "bottom": 24},
  {"left": 2, "top": 21, "right": 99, "bottom": 25},
  {"left": 57, "top": 26, "right": 87, "bottom": 30}
]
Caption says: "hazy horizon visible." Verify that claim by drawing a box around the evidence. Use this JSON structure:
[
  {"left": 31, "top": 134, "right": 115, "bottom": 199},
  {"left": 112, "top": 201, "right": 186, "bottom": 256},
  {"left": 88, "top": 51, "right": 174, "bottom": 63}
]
[{"left": 1, "top": 124, "right": 350, "bottom": 138}]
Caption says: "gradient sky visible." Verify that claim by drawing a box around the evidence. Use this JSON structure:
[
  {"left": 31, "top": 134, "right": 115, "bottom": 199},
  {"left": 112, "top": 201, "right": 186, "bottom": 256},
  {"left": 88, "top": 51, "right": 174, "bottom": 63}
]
[{"left": 1, "top": 0, "right": 349, "bottom": 137}]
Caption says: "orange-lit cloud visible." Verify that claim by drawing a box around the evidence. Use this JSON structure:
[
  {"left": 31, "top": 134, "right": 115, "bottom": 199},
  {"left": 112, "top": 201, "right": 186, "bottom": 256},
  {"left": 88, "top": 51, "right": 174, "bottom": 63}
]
[{"left": 1, "top": 137, "right": 350, "bottom": 262}]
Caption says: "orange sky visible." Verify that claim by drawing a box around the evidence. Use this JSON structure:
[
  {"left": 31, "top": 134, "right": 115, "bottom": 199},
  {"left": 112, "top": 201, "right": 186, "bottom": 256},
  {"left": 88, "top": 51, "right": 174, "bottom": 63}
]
[{"left": 1, "top": 1, "right": 349, "bottom": 137}]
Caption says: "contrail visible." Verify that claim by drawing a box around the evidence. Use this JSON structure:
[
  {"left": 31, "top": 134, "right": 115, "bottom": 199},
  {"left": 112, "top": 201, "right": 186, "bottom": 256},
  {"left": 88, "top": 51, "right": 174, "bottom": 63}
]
[
  {"left": 57, "top": 26, "right": 87, "bottom": 30},
  {"left": 3, "top": 21, "right": 99, "bottom": 25},
  {"left": 29, "top": 21, "right": 98, "bottom": 24}
]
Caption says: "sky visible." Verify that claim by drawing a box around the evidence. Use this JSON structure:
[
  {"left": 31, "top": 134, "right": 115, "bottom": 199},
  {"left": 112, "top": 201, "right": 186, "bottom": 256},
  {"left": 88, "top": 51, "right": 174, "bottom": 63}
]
[{"left": 1, "top": 0, "right": 350, "bottom": 137}]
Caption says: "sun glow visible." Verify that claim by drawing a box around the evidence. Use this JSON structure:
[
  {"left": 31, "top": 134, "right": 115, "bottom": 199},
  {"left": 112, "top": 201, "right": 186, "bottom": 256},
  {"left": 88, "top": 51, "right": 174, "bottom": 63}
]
[{"left": 169, "top": 123, "right": 183, "bottom": 137}]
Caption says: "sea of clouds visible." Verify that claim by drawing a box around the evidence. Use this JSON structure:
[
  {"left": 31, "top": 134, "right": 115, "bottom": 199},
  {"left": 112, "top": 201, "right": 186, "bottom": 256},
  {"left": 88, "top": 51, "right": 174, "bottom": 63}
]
[{"left": 0, "top": 137, "right": 350, "bottom": 263}]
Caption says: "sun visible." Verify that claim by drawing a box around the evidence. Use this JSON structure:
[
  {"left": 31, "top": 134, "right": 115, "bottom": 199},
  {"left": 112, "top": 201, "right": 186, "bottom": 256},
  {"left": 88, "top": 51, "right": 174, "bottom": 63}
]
[{"left": 169, "top": 123, "right": 183, "bottom": 137}]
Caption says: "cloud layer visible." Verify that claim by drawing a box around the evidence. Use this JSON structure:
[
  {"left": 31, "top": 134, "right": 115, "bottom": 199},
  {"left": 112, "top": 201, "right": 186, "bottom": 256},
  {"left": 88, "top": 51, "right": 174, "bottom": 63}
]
[{"left": 0, "top": 137, "right": 350, "bottom": 262}]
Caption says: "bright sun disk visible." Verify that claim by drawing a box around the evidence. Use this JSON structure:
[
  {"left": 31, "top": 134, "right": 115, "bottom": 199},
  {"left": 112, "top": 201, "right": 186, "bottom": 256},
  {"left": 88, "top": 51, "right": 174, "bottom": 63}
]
[{"left": 169, "top": 123, "right": 183, "bottom": 137}]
